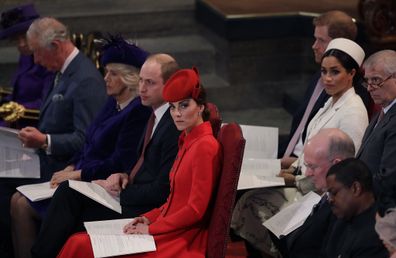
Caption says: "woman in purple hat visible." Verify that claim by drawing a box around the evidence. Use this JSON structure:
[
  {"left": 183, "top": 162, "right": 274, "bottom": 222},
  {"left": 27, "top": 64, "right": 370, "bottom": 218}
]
[
  {"left": 10, "top": 35, "right": 152, "bottom": 258},
  {"left": 0, "top": 4, "right": 54, "bottom": 128}
]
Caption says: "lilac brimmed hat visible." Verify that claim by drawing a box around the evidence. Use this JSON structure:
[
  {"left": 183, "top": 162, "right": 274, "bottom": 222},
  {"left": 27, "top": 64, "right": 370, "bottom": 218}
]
[
  {"left": 100, "top": 35, "right": 149, "bottom": 68},
  {"left": 0, "top": 4, "right": 39, "bottom": 39}
]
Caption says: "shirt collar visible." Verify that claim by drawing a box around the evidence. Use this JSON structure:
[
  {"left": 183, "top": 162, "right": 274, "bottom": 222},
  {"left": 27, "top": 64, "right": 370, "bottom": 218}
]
[
  {"left": 384, "top": 98, "right": 396, "bottom": 114},
  {"left": 153, "top": 102, "right": 169, "bottom": 122},
  {"left": 117, "top": 96, "right": 134, "bottom": 111},
  {"left": 60, "top": 47, "right": 79, "bottom": 74}
]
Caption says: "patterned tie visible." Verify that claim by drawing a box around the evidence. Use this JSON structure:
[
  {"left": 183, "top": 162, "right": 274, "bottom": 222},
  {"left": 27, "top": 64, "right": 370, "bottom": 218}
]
[
  {"left": 53, "top": 72, "right": 62, "bottom": 88},
  {"left": 375, "top": 109, "right": 385, "bottom": 128},
  {"left": 128, "top": 113, "right": 156, "bottom": 182}
]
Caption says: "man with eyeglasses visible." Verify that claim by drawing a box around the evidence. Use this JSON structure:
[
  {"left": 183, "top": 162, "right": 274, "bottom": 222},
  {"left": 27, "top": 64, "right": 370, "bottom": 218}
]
[
  {"left": 356, "top": 50, "right": 396, "bottom": 217},
  {"left": 277, "top": 128, "right": 355, "bottom": 258}
]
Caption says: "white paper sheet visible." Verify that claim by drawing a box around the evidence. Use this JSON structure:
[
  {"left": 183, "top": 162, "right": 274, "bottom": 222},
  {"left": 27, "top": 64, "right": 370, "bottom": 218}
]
[
  {"left": 68, "top": 180, "right": 121, "bottom": 214},
  {"left": 0, "top": 126, "right": 40, "bottom": 178},
  {"left": 241, "top": 158, "right": 281, "bottom": 176},
  {"left": 236, "top": 125, "right": 281, "bottom": 189},
  {"left": 237, "top": 174, "right": 285, "bottom": 190},
  {"left": 263, "top": 191, "right": 321, "bottom": 238},
  {"left": 84, "top": 219, "right": 156, "bottom": 258},
  {"left": 240, "top": 125, "right": 278, "bottom": 160},
  {"left": 16, "top": 181, "right": 56, "bottom": 201},
  {"left": 85, "top": 218, "right": 136, "bottom": 235}
]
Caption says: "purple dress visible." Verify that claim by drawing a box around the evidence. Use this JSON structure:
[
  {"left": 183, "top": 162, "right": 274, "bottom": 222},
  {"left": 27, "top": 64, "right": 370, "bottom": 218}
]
[{"left": 1, "top": 54, "right": 54, "bottom": 128}]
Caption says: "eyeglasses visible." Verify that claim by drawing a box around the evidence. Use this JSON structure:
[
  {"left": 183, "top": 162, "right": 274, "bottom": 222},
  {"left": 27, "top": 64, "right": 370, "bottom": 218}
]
[
  {"left": 362, "top": 74, "right": 393, "bottom": 89},
  {"left": 303, "top": 161, "right": 320, "bottom": 171},
  {"left": 303, "top": 158, "right": 333, "bottom": 172}
]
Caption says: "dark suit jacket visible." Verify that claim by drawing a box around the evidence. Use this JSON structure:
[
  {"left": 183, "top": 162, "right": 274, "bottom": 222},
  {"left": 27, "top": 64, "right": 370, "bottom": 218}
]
[
  {"left": 356, "top": 103, "right": 396, "bottom": 215},
  {"left": 280, "top": 72, "right": 329, "bottom": 156},
  {"left": 38, "top": 51, "right": 107, "bottom": 180},
  {"left": 71, "top": 96, "right": 151, "bottom": 182},
  {"left": 324, "top": 205, "right": 388, "bottom": 258},
  {"left": 120, "top": 108, "right": 180, "bottom": 214},
  {"left": 280, "top": 199, "right": 336, "bottom": 258}
]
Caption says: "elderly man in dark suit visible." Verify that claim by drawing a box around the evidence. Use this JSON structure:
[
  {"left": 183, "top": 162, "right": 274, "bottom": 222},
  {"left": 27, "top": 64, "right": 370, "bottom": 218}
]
[
  {"left": 30, "top": 53, "right": 180, "bottom": 258},
  {"left": 356, "top": 50, "right": 396, "bottom": 216},
  {"left": 0, "top": 17, "right": 106, "bottom": 257},
  {"left": 278, "top": 128, "right": 355, "bottom": 258},
  {"left": 19, "top": 17, "right": 107, "bottom": 179}
]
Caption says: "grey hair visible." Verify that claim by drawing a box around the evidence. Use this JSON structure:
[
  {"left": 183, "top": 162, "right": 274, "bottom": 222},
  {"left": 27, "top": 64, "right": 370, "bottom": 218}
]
[
  {"left": 106, "top": 63, "right": 140, "bottom": 91},
  {"left": 363, "top": 50, "right": 396, "bottom": 76},
  {"left": 27, "top": 17, "right": 70, "bottom": 48},
  {"left": 326, "top": 129, "right": 355, "bottom": 160}
]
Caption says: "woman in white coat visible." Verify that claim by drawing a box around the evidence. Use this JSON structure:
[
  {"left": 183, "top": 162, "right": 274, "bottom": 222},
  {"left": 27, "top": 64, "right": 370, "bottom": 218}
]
[{"left": 286, "top": 38, "right": 369, "bottom": 169}]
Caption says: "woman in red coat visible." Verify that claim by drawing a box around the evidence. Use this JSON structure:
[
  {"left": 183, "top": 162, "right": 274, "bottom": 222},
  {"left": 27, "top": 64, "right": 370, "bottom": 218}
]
[{"left": 57, "top": 67, "right": 222, "bottom": 258}]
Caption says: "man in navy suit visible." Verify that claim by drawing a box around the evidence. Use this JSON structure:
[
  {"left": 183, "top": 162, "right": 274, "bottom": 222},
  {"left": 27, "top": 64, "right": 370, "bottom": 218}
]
[
  {"left": 19, "top": 17, "right": 107, "bottom": 179},
  {"left": 0, "top": 17, "right": 106, "bottom": 257},
  {"left": 31, "top": 53, "right": 181, "bottom": 258},
  {"left": 356, "top": 50, "right": 396, "bottom": 216}
]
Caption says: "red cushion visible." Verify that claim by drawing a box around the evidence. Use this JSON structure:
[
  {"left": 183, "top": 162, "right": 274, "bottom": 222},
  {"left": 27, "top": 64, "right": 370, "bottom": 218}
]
[{"left": 207, "top": 123, "right": 245, "bottom": 258}]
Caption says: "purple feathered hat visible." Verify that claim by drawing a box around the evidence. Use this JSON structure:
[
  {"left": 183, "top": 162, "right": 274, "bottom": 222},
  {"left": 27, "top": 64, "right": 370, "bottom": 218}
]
[
  {"left": 100, "top": 34, "right": 149, "bottom": 68},
  {"left": 0, "top": 4, "right": 39, "bottom": 39}
]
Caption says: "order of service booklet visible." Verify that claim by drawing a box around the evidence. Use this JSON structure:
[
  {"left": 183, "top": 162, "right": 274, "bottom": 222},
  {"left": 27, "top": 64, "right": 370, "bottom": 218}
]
[
  {"left": 68, "top": 180, "right": 122, "bottom": 214},
  {"left": 84, "top": 218, "right": 156, "bottom": 258},
  {"left": 16, "top": 181, "right": 56, "bottom": 202},
  {"left": 263, "top": 191, "right": 321, "bottom": 238}
]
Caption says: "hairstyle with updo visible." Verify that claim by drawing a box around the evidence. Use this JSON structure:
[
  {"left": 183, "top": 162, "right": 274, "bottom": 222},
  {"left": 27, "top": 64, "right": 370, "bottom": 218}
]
[
  {"left": 105, "top": 63, "right": 140, "bottom": 92},
  {"left": 194, "top": 84, "right": 210, "bottom": 121}
]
